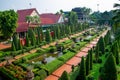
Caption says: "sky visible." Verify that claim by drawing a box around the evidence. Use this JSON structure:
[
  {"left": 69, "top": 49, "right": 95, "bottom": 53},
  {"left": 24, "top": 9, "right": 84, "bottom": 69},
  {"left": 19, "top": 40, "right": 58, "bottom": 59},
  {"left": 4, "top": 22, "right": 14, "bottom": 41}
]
[{"left": 0, "top": 0, "right": 119, "bottom": 13}]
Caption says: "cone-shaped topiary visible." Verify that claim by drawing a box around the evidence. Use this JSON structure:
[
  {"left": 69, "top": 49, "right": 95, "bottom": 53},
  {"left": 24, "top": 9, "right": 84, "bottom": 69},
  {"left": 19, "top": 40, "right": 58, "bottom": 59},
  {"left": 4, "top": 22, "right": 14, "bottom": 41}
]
[
  {"left": 59, "top": 71, "right": 70, "bottom": 80},
  {"left": 18, "top": 39, "right": 22, "bottom": 50},
  {"left": 95, "top": 43, "right": 99, "bottom": 61},
  {"left": 98, "top": 37, "right": 105, "bottom": 54},
  {"left": 89, "top": 49, "right": 93, "bottom": 70},
  {"left": 13, "top": 34, "right": 18, "bottom": 50},
  {"left": 45, "top": 29, "right": 52, "bottom": 43},
  {"left": 11, "top": 41, "right": 16, "bottom": 51},
  {"left": 28, "top": 29, "right": 36, "bottom": 46},
  {"left": 25, "top": 33, "right": 30, "bottom": 47},
  {"left": 111, "top": 41, "right": 120, "bottom": 65},
  {"left": 76, "top": 57, "right": 86, "bottom": 80},
  {"left": 37, "top": 27, "right": 41, "bottom": 44},
  {"left": 100, "top": 53, "right": 117, "bottom": 80},
  {"left": 86, "top": 53, "right": 90, "bottom": 75},
  {"left": 104, "top": 30, "right": 111, "bottom": 46},
  {"left": 56, "top": 26, "right": 60, "bottom": 39}
]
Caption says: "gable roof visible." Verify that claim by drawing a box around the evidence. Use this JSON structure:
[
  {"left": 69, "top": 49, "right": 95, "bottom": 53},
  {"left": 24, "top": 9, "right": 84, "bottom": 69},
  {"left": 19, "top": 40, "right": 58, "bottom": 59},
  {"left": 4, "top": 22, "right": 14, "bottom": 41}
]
[
  {"left": 17, "top": 8, "right": 39, "bottom": 23},
  {"left": 16, "top": 22, "right": 28, "bottom": 33},
  {"left": 40, "top": 18, "right": 54, "bottom": 25},
  {"left": 16, "top": 8, "right": 40, "bottom": 33},
  {"left": 40, "top": 13, "right": 61, "bottom": 25}
]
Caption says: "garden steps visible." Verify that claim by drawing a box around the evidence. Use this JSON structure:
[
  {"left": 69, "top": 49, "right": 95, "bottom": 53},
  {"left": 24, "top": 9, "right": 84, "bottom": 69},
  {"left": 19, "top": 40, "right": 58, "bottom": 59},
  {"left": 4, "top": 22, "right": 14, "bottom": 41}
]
[
  {"left": 0, "top": 28, "right": 93, "bottom": 67},
  {"left": 45, "top": 30, "right": 108, "bottom": 80}
]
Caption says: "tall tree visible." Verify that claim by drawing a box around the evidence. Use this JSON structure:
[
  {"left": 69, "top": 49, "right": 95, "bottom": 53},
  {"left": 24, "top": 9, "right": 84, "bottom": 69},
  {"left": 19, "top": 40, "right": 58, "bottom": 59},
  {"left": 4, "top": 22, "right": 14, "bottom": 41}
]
[
  {"left": 68, "top": 11, "right": 78, "bottom": 25},
  {"left": 100, "top": 53, "right": 117, "bottom": 80},
  {"left": 112, "top": 2, "right": 120, "bottom": 31},
  {"left": 0, "top": 10, "right": 18, "bottom": 39}
]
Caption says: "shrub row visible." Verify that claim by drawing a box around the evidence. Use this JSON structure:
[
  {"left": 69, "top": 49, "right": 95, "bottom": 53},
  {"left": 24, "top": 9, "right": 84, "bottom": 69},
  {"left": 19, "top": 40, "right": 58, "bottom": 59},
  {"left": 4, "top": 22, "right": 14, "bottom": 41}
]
[
  {"left": 40, "top": 51, "right": 76, "bottom": 75},
  {"left": 13, "top": 46, "right": 57, "bottom": 65},
  {"left": 13, "top": 52, "right": 42, "bottom": 65},
  {"left": 0, "top": 64, "right": 26, "bottom": 80}
]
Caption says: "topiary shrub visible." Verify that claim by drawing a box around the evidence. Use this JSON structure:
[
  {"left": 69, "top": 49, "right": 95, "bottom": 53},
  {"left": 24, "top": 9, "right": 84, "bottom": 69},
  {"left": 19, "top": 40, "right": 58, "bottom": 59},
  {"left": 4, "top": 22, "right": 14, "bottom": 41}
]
[
  {"left": 59, "top": 71, "right": 70, "bottom": 80},
  {"left": 105, "top": 53, "right": 109, "bottom": 58},
  {"left": 49, "top": 46, "right": 56, "bottom": 53},
  {"left": 87, "top": 75, "right": 94, "bottom": 80},
  {"left": 93, "top": 59, "right": 97, "bottom": 63},
  {"left": 33, "top": 76, "right": 41, "bottom": 80},
  {"left": 34, "top": 69, "right": 47, "bottom": 80},
  {"left": 99, "top": 67, "right": 103, "bottom": 73}
]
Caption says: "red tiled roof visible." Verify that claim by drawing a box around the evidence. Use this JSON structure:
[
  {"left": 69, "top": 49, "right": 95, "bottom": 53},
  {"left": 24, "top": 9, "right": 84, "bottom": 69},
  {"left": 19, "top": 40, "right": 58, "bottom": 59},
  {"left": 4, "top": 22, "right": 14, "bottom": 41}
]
[
  {"left": 40, "top": 13, "right": 61, "bottom": 25},
  {"left": 16, "top": 22, "right": 28, "bottom": 33},
  {"left": 40, "top": 18, "right": 54, "bottom": 25},
  {"left": 17, "top": 8, "right": 38, "bottom": 23},
  {"left": 16, "top": 8, "right": 40, "bottom": 33}
]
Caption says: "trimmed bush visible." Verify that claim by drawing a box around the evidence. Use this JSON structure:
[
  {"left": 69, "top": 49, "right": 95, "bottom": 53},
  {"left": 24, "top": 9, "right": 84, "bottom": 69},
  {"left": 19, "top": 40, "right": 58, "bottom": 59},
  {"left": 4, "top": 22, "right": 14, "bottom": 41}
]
[
  {"left": 99, "top": 53, "right": 117, "bottom": 80},
  {"left": 35, "top": 69, "right": 47, "bottom": 80},
  {"left": 59, "top": 71, "right": 70, "bottom": 80},
  {"left": 58, "top": 51, "right": 75, "bottom": 62},
  {"left": 97, "top": 58, "right": 102, "bottom": 63},
  {"left": 40, "top": 59, "right": 64, "bottom": 74},
  {"left": 49, "top": 46, "right": 57, "bottom": 53}
]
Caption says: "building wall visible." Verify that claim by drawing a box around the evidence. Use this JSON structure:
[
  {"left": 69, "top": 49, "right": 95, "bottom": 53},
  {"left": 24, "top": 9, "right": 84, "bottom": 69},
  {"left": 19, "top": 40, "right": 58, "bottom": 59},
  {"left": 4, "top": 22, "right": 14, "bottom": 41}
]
[
  {"left": 58, "top": 15, "right": 64, "bottom": 23},
  {"left": 30, "top": 10, "right": 39, "bottom": 17}
]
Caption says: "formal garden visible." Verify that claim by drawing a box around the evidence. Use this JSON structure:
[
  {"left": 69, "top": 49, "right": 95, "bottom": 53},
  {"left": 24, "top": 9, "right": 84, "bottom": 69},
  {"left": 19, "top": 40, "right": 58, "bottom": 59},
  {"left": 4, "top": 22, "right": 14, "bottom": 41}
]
[
  {"left": 0, "top": 2, "right": 120, "bottom": 80},
  {"left": 0, "top": 16, "right": 109, "bottom": 80}
]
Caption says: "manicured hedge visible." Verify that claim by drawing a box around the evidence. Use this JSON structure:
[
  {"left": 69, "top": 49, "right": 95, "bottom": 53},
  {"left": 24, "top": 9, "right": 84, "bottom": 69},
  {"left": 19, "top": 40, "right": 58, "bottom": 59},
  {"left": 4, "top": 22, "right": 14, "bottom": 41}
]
[
  {"left": 34, "top": 69, "right": 47, "bottom": 80},
  {"left": 13, "top": 52, "right": 43, "bottom": 65},
  {"left": 0, "top": 64, "right": 26, "bottom": 80},
  {"left": 58, "top": 51, "right": 75, "bottom": 62},
  {"left": 60, "top": 40, "right": 73, "bottom": 49},
  {"left": 0, "top": 51, "right": 11, "bottom": 57},
  {"left": 0, "top": 67, "right": 18, "bottom": 80},
  {"left": 40, "top": 59, "right": 64, "bottom": 74}
]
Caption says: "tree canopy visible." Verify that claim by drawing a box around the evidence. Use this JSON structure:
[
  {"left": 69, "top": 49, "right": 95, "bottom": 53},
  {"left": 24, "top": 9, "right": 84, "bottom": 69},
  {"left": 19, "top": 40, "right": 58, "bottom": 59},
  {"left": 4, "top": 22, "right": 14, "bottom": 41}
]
[
  {"left": 68, "top": 11, "right": 78, "bottom": 25},
  {"left": 90, "top": 11, "right": 113, "bottom": 25},
  {"left": 0, "top": 10, "right": 18, "bottom": 39}
]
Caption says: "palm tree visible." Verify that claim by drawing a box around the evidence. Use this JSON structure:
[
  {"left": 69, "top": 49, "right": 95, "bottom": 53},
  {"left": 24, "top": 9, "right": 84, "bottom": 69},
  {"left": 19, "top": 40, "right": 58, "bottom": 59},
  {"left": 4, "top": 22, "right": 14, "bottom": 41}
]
[
  {"left": 26, "top": 15, "right": 33, "bottom": 24},
  {"left": 33, "top": 16, "right": 40, "bottom": 24}
]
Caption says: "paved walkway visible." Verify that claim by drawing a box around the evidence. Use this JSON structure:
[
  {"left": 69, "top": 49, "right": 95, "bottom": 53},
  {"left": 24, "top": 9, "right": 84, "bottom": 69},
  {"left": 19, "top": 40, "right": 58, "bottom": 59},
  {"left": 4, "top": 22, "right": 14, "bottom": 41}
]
[
  {"left": 45, "top": 30, "right": 108, "bottom": 80},
  {"left": 0, "top": 43, "right": 11, "bottom": 50},
  {"left": 0, "top": 28, "right": 93, "bottom": 67}
]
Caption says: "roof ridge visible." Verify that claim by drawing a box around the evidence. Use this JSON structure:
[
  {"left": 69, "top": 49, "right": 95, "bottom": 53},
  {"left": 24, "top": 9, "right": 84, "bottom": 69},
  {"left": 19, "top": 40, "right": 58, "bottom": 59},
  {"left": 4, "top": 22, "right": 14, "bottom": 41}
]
[{"left": 17, "top": 8, "right": 36, "bottom": 11}]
